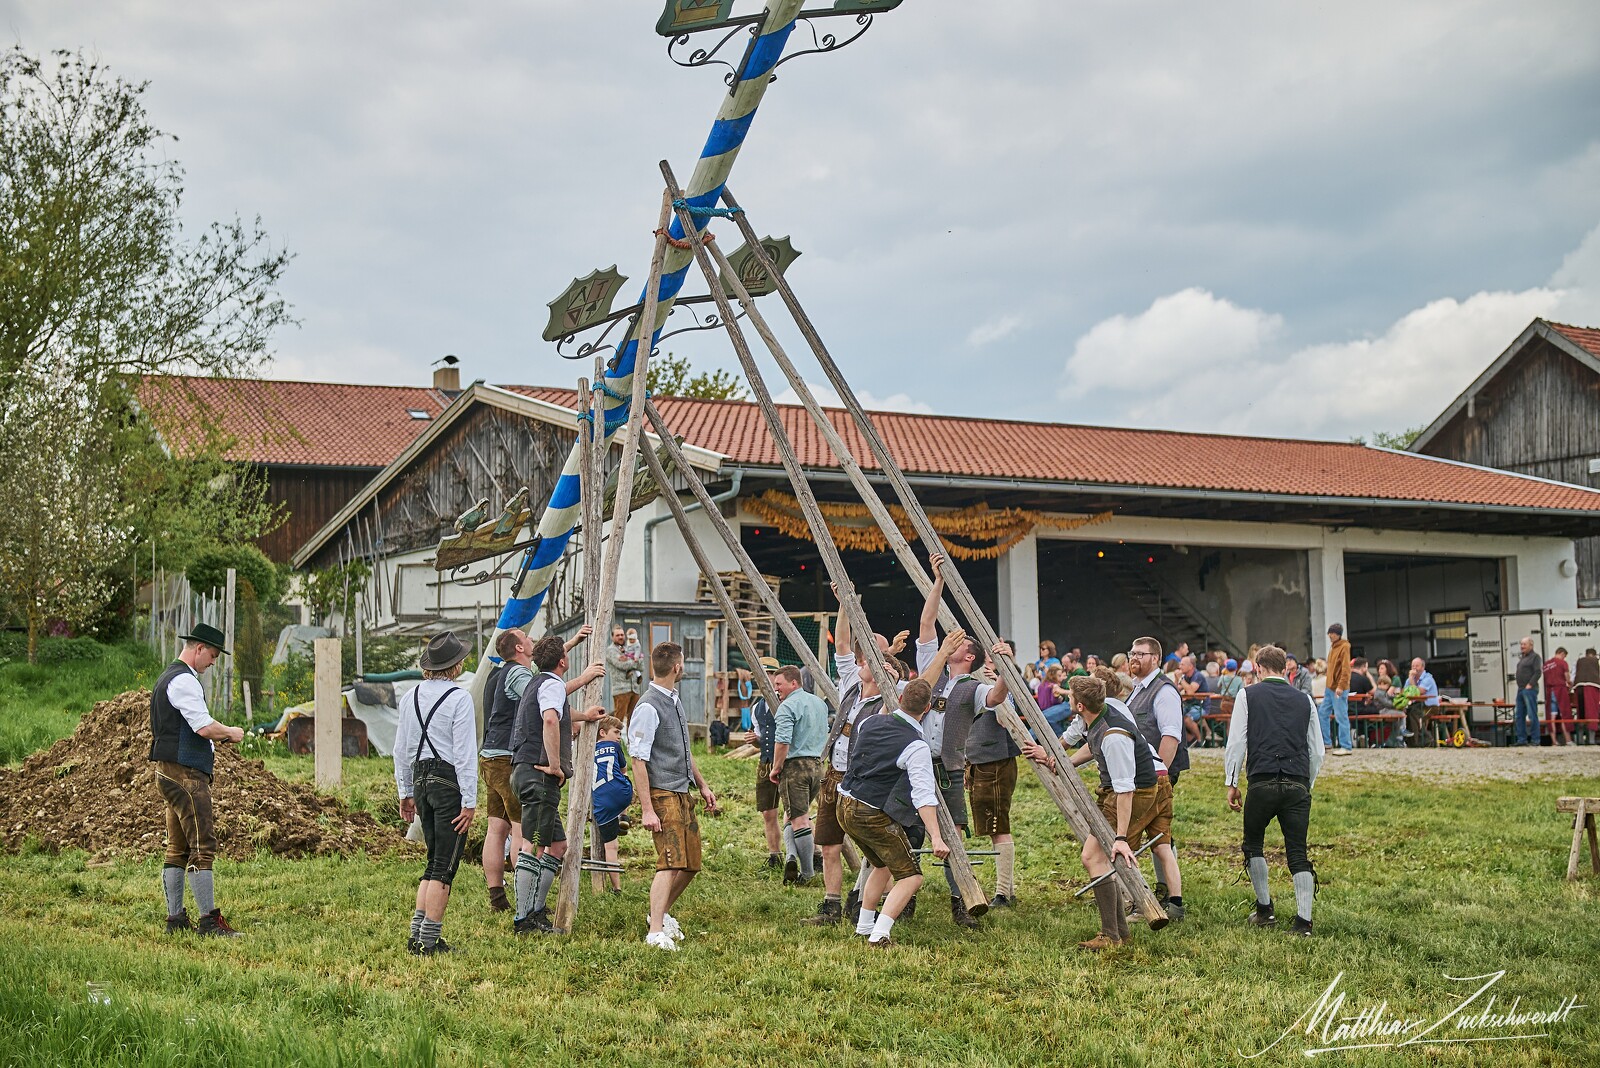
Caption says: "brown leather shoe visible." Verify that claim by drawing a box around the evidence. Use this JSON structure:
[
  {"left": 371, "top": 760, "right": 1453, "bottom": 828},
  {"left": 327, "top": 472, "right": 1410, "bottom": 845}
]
[
  {"left": 165, "top": 910, "right": 192, "bottom": 934},
  {"left": 487, "top": 885, "right": 511, "bottom": 912},
  {"left": 196, "top": 909, "right": 242, "bottom": 938},
  {"left": 867, "top": 936, "right": 893, "bottom": 948},
  {"left": 1077, "top": 933, "right": 1122, "bottom": 952}
]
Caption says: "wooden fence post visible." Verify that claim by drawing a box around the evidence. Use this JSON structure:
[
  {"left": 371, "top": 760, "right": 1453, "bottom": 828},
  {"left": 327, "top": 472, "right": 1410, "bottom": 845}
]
[{"left": 314, "top": 638, "right": 342, "bottom": 788}]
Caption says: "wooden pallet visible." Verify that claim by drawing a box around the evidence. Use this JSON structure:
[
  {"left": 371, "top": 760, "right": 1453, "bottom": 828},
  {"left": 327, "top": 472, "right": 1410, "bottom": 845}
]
[{"left": 697, "top": 571, "right": 781, "bottom": 658}]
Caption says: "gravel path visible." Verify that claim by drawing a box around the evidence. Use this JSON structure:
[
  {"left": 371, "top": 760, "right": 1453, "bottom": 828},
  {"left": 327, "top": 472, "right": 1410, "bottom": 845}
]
[{"left": 1185, "top": 743, "right": 1600, "bottom": 783}]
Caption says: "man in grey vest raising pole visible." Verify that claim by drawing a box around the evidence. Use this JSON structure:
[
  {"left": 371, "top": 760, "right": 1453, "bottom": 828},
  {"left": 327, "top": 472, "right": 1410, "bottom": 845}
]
[
  {"left": 1224, "top": 644, "right": 1326, "bottom": 936},
  {"left": 149, "top": 622, "right": 245, "bottom": 937},
  {"left": 1125, "top": 635, "right": 1187, "bottom": 918},
  {"left": 629, "top": 642, "right": 721, "bottom": 950}
]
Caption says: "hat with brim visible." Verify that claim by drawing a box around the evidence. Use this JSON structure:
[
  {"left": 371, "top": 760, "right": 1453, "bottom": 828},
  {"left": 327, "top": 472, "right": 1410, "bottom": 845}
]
[
  {"left": 419, "top": 632, "right": 469, "bottom": 672},
  {"left": 758, "top": 656, "right": 780, "bottom": 669},
  {"left": 179, "top": 622, "right": 229, "bottom": 655}
]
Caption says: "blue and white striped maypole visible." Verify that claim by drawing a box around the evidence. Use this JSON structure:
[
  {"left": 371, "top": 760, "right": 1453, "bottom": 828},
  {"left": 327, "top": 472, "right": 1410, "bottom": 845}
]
[{"left": 496, "top": 0, "right": 807, "bottom": 636}]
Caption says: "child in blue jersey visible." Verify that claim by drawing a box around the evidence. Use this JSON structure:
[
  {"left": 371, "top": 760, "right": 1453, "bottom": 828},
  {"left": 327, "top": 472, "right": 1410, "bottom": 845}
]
[{"left": 592, "top": 716, "right": 636, "bottom": 892}]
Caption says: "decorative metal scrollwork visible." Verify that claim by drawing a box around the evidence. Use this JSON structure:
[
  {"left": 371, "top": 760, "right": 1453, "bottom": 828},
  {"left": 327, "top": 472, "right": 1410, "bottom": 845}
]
[
  {"left": 775, "top": 13, "right": 873, "bottom": 71},
  {"left": 667, "top": 20, "right": 762, "bottom": 85},
  {"left": 654, "top": 301, "right": 749, "bottom": 344},
  {"left": 554, "top": 311, "right": 632, "bottom": 361}
]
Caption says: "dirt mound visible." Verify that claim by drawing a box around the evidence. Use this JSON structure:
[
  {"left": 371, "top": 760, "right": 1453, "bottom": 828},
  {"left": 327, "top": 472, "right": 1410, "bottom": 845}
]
[{"left": 0, "top": 690, "right": 407, "bottom": 861}]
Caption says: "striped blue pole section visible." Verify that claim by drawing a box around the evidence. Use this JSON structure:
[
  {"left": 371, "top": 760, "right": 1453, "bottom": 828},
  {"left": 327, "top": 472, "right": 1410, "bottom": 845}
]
[{"left": 496, "top": 0, "right": 806, "bottom": 634}]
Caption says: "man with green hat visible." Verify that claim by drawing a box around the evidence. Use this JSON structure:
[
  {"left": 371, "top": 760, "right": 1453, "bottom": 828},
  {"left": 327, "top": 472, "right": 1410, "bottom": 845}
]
[{"left": 149, "top": 621, "right": 245, "bottom": 937}]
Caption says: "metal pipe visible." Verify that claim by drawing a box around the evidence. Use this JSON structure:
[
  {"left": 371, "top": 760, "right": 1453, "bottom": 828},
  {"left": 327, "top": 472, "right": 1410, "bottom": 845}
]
[{"left": 643, "top": 470, "right": 741, "bottom": 601}]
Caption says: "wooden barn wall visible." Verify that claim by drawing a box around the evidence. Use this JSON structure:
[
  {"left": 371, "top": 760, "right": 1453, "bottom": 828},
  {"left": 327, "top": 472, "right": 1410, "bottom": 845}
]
[
  {"left": 1419, "top": 337, "right": 1600, "bottom": 603},
  {"left": 258, "top": 466, "right": 381, "bottom": 563},
  {"left": 305, "top": 406, "right": 571, "bottom": 570}
]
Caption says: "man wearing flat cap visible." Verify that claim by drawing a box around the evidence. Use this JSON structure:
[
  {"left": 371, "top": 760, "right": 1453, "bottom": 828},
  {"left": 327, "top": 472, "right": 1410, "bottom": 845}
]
[
  {"left": 394, "top": 632, "right": 480, "bottom": 955},
  {"left": 149, "top": 621, "right": 245, "bottom": 937}
]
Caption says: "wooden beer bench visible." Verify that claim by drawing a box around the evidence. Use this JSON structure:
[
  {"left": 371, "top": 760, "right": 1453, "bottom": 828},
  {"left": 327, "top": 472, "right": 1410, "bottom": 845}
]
[{"left": 1557, "top": 797, "right": 1599, "bottom": 879}]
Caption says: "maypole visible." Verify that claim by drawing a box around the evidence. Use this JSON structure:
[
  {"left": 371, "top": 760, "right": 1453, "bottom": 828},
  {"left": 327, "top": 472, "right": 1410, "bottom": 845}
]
[{"left": 495, "top": 0, "right": 809, "bottom": 637}]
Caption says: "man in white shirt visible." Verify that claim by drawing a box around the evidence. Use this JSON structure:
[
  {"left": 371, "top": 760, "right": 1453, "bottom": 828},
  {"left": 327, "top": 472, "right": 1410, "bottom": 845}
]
[
  {"left": 149, "top": 622, "right": 245, "bottom": 937},
  {"left": 628, "top": 643, "right": 720, "bottom": 949},
  {"left": 1223, "top": 644, "right": 1326, "bottom": 937},
  {"left": 393, "top": 632, "right": 481, "bottom": 955}
]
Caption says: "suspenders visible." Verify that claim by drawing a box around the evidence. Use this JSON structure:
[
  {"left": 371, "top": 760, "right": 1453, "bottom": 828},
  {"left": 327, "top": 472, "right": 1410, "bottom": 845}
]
[{"left": 412, "top": 686, "right": 455, "bottom": 764}]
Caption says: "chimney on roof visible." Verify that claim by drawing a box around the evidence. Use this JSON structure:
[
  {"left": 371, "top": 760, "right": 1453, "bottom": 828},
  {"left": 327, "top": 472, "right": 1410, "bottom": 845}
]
[{"left": 432, "top": 354, "right": 461, "bottom": 396}]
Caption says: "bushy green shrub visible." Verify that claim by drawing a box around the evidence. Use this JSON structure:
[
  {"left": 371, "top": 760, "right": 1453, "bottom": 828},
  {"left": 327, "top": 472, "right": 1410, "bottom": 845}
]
[{"left": 186, "top": 544, "right": 281, "bottom": 604}]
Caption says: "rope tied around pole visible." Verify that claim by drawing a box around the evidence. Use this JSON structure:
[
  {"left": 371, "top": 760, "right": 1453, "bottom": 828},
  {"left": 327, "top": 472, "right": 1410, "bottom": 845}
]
[
  {"left": 671, "top": 198, "right": 742, "bottom": 218},
  {"left": 655, "top": 227, "right": 713, "bottom": 251},
  {"left": 595, "top": 380, "right": 653, "bottom": 404}
]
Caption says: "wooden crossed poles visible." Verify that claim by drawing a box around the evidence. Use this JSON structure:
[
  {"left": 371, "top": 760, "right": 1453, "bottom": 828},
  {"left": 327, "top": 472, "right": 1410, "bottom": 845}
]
[{"left": 667, "top": 162, "right": 1166, "bottom": 928}]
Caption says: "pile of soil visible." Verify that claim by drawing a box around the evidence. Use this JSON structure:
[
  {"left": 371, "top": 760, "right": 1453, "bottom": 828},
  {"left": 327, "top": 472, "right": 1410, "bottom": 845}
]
[{"left": 0, "top": 690, "right": 405, "bottom": 860}]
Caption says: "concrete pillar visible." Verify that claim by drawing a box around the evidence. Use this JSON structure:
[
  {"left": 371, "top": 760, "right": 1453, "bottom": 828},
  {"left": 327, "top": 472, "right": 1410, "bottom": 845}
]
[
  {"left": 997, "top": 532, "right": 1040, "bottom": 662},
  {"left": 1306, "top": 543, "right": 1347, "bottom": 657}
]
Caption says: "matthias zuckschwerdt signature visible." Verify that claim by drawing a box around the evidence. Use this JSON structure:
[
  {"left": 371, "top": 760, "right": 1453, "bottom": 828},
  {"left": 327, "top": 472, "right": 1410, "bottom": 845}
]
[{"left": 1240, "top": 970, "right": 1585, "bottom": 1058}]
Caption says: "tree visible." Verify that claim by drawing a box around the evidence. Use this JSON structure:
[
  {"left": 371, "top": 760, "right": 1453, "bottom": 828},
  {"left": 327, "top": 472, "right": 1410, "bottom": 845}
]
[
  {"left": 1350, "top": 425, "right": 1426, "bottom": 450},
  {"left": 645, "top": 352, "right": 748, "bottom": 400},
  {"left": 0, "top": 49, "right": 292, "bottom": 659},
  {"left": 0, "top": 49, "right": 292, "bottom": 404},
  {"left": 0, "top": 364, "right": 131, "bottom": 661}
]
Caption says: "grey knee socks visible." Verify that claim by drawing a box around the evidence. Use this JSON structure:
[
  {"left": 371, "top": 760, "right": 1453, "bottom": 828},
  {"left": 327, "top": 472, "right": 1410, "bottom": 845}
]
[
  {"left": 794, "top": 828, "right": 815, "bottom": 879},
  {"left": 1247, "top": 856, "right": 1271, "bottom": 906},
  {"left": 1293, "top": 871, "right": 1315, "bottom": 922},
  {"left": 783, "top": 826, "right": 796, "bottom": 861},
  {"left": 418, "top": 917, "right": 442, "bottom": 950},
  {"left": 163, "top": 866, "right": 185, "bottom": 916},
  {"left": 188, "top": 869, "right": 215, "bottom": 915},
  {"left": 1091, "top": 882, "right": 1120, "bottom": 939},
  {"left": 410, "top": 909, "right": 426, "bottom": 941},
  {"left": 1114, "top": 887, "right": 1131, "bottom": 942},
  {"left": 514, "top": 852, "right": 538, "bottom": 919},
  {"left": 533, "top": 853, "right": 561, "bottom": 913}
]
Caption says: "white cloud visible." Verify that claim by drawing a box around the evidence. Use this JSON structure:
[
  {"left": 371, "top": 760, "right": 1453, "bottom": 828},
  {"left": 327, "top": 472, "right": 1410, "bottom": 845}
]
[
  {"left": 967, "top": 314, "right": 1023, "bottom": 347},
  {"left": 772, "top": 381, "right": 934, "bottom": 414},
  {"left": 1061, "top": 224, "right": 1600, "bottom": 439},
  {"left": 1061, "top": 288, "right": 1283, "bottom": 395}
]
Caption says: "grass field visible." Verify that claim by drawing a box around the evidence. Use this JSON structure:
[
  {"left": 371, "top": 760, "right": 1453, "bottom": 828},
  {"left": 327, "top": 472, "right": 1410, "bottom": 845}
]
[{"left": 2, "top": 644, "right": 1597, "bottom": 1066}]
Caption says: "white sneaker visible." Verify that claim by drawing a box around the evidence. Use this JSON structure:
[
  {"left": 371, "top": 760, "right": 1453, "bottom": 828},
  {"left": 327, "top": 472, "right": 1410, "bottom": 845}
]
[
  {"left": 662, "top": 913, "right": 684, "bottom": 941},
  {"left": 1331, "top": 748, "right": 1353, "bottom": 757},
  {"left": 645, "top": 931, "right": 678, "bottom": 951}
]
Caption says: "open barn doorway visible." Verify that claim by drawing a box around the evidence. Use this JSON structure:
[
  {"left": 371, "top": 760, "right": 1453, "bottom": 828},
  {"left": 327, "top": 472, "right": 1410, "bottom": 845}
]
[{"left": 1343, "top": 553, "right": 1503, "bottom": 693}]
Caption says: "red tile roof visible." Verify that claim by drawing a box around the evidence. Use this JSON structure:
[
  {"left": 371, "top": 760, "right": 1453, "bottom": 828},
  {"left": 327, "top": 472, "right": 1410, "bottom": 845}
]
[
  {"left": 139, "top": 376, "right": 449, "bottom": 468},
  {"left": 507, "top": 386, "right": 1600, "bottom": 514},
  {"left": 1549, "top": 321, "right": 1600, "bottom": 361}
]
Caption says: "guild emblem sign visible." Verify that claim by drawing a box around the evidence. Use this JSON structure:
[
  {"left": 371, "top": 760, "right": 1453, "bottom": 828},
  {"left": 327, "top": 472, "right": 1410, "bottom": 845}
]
[
  {"left": 543, "top": 266, "right": 630, "bottom": 342},
  {"left": 721, "top": 236, "right": 800, "bottom": 298}
]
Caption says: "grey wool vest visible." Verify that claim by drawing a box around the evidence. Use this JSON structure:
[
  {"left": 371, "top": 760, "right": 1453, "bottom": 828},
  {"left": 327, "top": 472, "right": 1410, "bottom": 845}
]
[
  {"left": 965, "top": 695, "right": 1021, "bottom": 765},
  {"left": 842, "top": 712, "right": 923, "bottom": 812},
  {"left": 637, "top": 687, "right": 694, "bottom": 793},
  {"left": 481, "top": 663, "right": 522, "bottom": 753},
  {"left": 936, "top": 676, "right": 982, "bottom": 771},
  {"left": 1087, "top": 702, "right": 1159, "bottom": 793},
  {"left": 1128, "top": 672, "right": 1188, "bottom": 774}
]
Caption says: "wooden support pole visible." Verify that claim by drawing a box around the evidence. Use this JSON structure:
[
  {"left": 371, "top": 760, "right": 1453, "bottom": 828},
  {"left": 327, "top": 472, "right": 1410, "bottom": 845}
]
[
  {"left": 313, "top": 638, "right": 342, "bottom": 788},
  {"left": 555, "top": 195, "right": 673, "bottom": 933},
  {"left": 223, "top": 568, "right": 237, "bottom": 717},
  {"left": 641, "top": 402, "right": 840, "bottom": 712},
  {"left": 355, "top": 592, "right": 366, "bottom": 677},
  {"left": 243, "top": 682, "right": 254, "bottom": 729},
  {"left": 660, "top": 162, "right": 988, "bottom": 914},
  {"left": 721, "top": 187, "right": 1164, "bottom": 927}
]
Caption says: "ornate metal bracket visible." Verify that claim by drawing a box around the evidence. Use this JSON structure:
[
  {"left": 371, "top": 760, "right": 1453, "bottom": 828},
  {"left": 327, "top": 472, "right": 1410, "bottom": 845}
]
[
  {"left": 654, "top": 300, "right": 749, "bottom": 344},
  {"left": 553, "top": 294, "right": 735, "bottom": 360},
  {"left": 667, "top": 20, "right": 763, "bottom": 86},
  {"left": 774, "top": 13, "right": 874, "bottom": 72}
]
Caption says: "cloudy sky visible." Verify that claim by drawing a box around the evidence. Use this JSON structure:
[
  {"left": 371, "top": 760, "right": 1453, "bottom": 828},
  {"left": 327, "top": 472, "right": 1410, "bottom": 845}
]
[{"left": 9, "top": 0, "right": 1600, "bottom": 441}]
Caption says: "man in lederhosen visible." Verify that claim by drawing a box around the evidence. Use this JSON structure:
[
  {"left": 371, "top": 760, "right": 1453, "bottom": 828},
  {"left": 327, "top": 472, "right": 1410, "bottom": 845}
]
[
  {"left": 393, "top": 633, "right": 479, "bottom": 955},
  {"left": 749, "top": 656, "right": 786, "bottom": 871},
  {"left": 629, "top": 642, "right": 722, "bottom": 950},
  {"left": 1124, "top": 635, "right": 1187, "bottom": 919},
  {"left": 150, "top": 622, "right": 244, "bottom": 937},
  {"left": 1021, "top": 675, "right": 1154, "bottom": 951},
  {"left": 1223, "top": 644, "right": 1326, "bottom": 937},
  {"left": 479, "top": 628, "right": 532, "bottom": 912},
  {"left": 509, "top": 634, "right": 604, "bottom": 934}
]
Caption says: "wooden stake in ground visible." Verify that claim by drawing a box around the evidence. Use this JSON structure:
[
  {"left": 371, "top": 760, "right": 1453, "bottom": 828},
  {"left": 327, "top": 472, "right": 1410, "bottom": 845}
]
[
  {"left": 313, "top": 638, "right": 341, "bottom": 788},
  {"left": 720, "top": 187, "right": 1165, "bottom": 927},
  {"left": 223, "top": 568, "right": 236, "bottom": 717},
  {"left": 660, "top": 162, "right": 988, "bottom": 915}
]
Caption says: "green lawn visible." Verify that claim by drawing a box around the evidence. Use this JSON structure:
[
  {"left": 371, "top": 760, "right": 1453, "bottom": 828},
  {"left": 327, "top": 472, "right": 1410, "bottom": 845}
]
[{"left": 1, "top": 644, "right": 1597, "bottom": 1066}]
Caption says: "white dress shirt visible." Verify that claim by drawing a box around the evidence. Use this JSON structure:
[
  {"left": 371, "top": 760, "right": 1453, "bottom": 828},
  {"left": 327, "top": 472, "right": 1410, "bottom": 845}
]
[
  {"left": 626, "top": 681, "right": 679, "bottom": 762},
  {"left": 393, "top": 679, "right": 478, "bottom": 800},
  {"left": 1129, "top": 669, "right": 1184, "bottom": 742},
  {"left": 839, "top": 710, "right": 939, "bottom": 810},
  {"left": 165, "top": 669, "right": 215, "bottom": 756}
]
